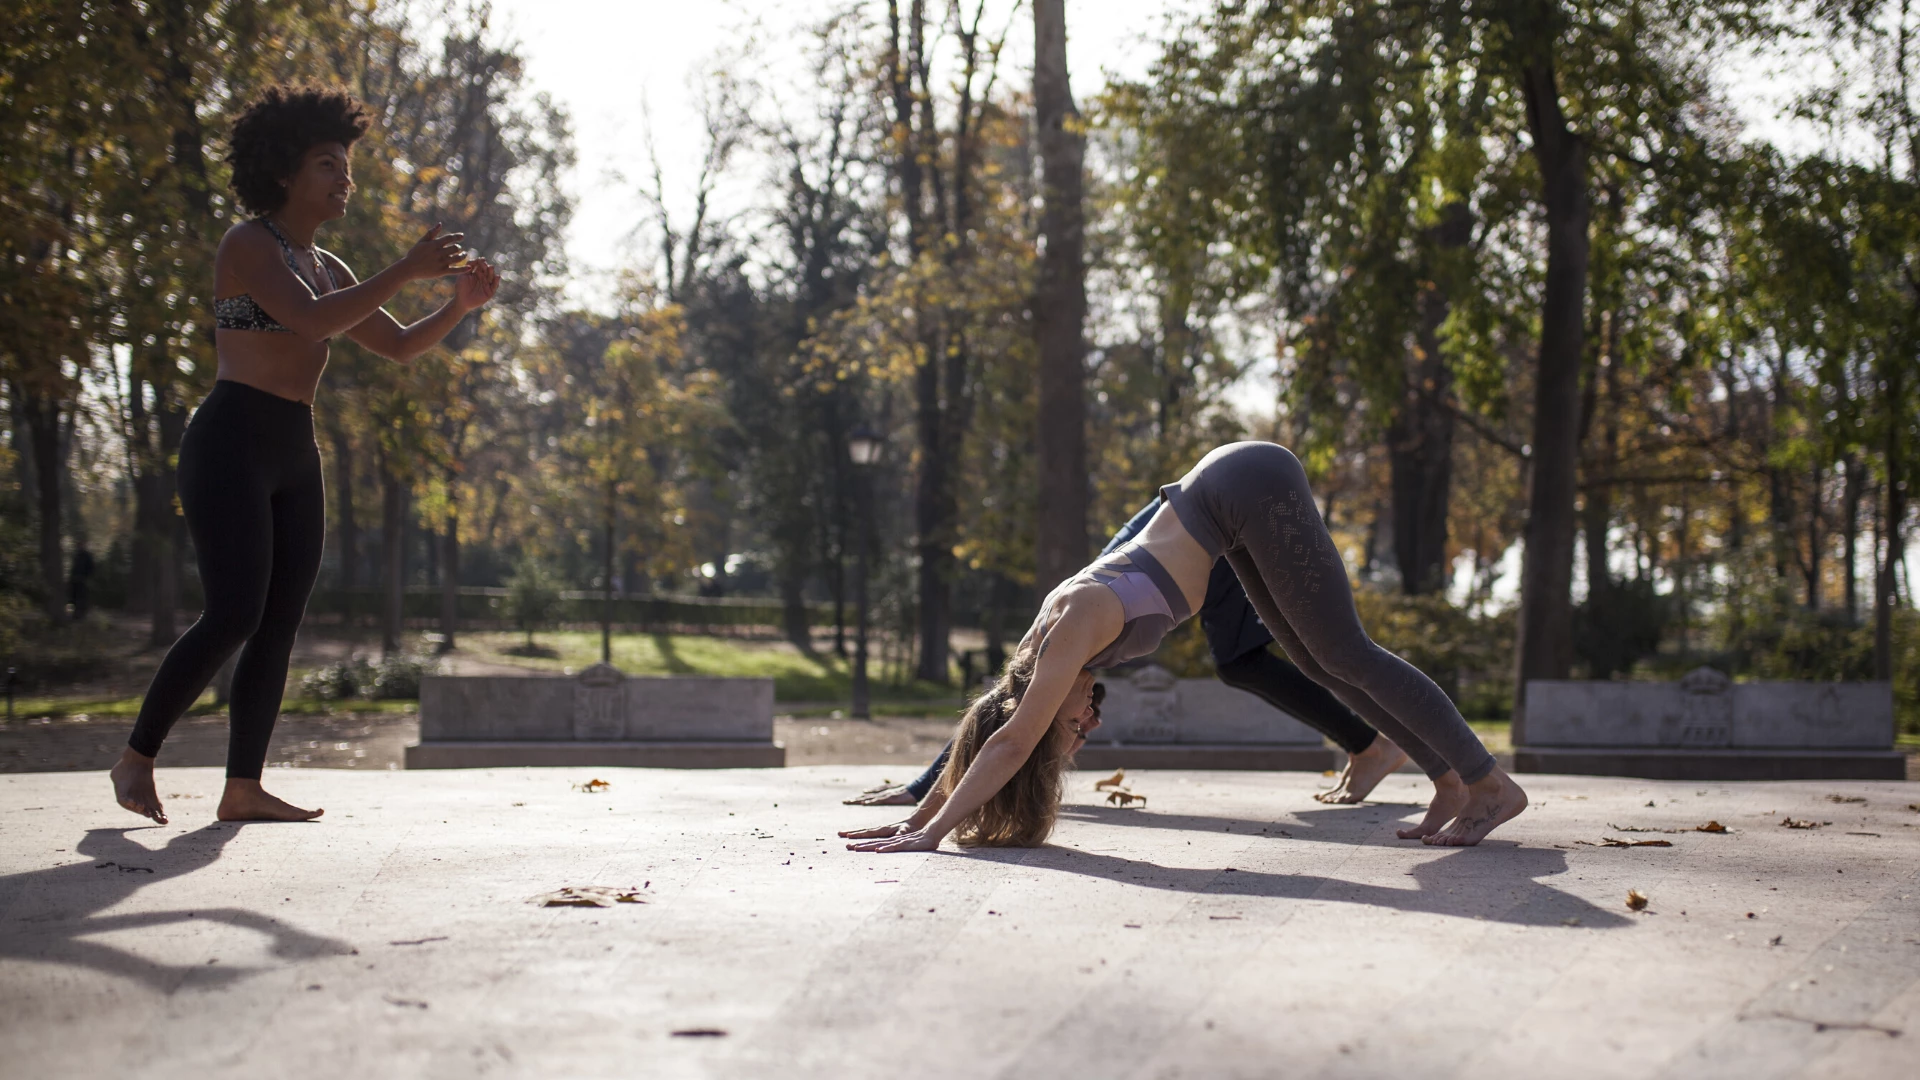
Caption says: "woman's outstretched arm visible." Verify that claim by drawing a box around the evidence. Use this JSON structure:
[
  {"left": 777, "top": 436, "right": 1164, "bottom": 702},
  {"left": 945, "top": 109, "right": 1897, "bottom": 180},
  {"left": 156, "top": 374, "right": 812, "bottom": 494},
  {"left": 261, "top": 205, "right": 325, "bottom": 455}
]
[
  {"left": 846, "top": 588, "right": 1116, "bottom": 853},
  {"left": 224, "top": 223, "right": 468, "bottom": 341},
  {"left": 322, "top": 252, "right": 501, "bottom": 363}
]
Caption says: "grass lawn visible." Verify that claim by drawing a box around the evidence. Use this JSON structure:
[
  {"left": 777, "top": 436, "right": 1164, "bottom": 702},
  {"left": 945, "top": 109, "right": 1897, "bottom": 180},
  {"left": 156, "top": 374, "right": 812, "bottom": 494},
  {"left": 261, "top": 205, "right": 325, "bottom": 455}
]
[{"left": 452, "top": 630, "right": 960, "bottom": 709}]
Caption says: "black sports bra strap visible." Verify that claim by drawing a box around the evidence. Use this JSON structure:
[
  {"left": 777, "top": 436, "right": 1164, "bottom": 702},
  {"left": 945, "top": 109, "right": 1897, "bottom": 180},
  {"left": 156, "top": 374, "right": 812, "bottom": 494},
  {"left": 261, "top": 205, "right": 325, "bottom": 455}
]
[{"left": 261, "top": 219, "right": 333, "bottom": 294}]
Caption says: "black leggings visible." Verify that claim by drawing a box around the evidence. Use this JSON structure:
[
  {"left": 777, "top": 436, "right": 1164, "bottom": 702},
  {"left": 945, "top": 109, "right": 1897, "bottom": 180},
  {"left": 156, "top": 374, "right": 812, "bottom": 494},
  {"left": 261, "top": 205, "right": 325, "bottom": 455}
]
[
  {"left": 1215, "top": 647, "right": 1376, "bottom": 755},
  {"left": 127, "top": 380, "right": 326, "bottom": 780}
]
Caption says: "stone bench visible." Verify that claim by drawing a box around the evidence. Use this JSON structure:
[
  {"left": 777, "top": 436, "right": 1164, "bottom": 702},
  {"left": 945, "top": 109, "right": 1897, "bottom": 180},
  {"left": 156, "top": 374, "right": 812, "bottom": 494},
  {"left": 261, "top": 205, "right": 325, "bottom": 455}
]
[
  {"left": 1515, "top": 667, "right": 1903, "bottom": 780},
  {"left": 1075, "top": 664, "right": 1337, "bottom": 771},
  {"left": 405, "top": 663, "right": 784, "bottom": 769}
]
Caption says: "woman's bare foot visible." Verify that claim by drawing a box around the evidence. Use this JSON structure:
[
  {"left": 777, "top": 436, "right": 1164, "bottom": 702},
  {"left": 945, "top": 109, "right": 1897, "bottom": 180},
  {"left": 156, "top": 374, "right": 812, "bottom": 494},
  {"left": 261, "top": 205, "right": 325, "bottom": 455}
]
[
  {"left": 216, "top": 780, "right": 322, "bottom": 822},
  {"left": 1425, "top": 768, "right": 1527, "bottom": 847},
  {"left": 1396, "top": 769, "right": 1466, "bottom": 839},
  {"left": 110, "top": 748, "right": 167, "bottom": 825},
  {"left": 1314, "top": 737, "right": 1410, "bottom": 804},
  {"left": 844, "top": 784, "right": 917, "bottom": 806}
]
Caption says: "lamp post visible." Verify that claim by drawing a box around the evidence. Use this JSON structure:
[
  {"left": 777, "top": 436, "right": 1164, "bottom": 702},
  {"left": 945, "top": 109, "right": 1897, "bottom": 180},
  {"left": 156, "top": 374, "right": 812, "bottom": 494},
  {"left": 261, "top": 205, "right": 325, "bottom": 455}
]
[{"left": 847, "top": 425, "right": 884, "bottom": 720}]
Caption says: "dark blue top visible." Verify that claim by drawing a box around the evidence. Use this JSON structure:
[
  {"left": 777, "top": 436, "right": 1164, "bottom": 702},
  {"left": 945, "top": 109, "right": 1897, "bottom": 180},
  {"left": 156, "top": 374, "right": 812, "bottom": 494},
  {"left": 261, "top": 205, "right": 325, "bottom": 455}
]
[{"left": 1101, "top": 497, "right": 1271, "bottom": 667}]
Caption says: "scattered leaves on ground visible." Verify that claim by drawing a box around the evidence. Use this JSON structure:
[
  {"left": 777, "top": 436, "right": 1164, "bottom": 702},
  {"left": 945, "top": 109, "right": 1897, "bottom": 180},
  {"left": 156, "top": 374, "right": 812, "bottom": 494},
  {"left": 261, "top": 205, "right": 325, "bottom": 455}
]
[
  {"left": 1780, "top": 817, "right": 1830, "bottom": 829},
  {"left": 572, "top": 778, "right": 610, "bottom": 793},
  {"left": 1611, "top": 820, "right": 1728, "bottom": 834},
  {"left": 532, "top": 886, "right": 647, "bottom": 907},
  {"left": 1826, "top": 794, "right": 1867, "bottom": 804},
  {"left": 1627, "top": 889, "right": 1649, "bottom": 911},
  {"left": 1093, "top": 768, "right": 1127, "bottom": 792}
]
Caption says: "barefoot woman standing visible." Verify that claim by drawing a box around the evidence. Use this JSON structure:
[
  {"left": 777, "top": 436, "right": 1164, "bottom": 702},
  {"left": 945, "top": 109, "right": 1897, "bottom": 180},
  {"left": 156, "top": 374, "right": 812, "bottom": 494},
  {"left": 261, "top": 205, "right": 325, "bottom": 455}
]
[{"left": 111, "top": 84, "right": 500, "bottom": 824}]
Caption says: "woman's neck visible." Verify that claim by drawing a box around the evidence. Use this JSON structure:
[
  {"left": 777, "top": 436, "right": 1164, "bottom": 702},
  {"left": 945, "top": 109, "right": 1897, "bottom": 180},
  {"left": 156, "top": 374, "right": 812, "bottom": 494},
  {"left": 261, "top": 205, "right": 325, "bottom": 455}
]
[{"left": 267, "top": 210, "right": 323, "bottom": 247}]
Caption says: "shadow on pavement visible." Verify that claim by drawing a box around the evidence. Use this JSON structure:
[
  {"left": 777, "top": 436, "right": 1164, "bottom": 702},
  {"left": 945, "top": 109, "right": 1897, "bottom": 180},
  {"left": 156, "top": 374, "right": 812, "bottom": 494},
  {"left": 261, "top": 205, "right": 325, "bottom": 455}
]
[
  {"left": 1041, "top": 805, "right": 1630, "bottom": 928},
  {"left": 0, "top": 824, "right": 356, "bottom": 989}
]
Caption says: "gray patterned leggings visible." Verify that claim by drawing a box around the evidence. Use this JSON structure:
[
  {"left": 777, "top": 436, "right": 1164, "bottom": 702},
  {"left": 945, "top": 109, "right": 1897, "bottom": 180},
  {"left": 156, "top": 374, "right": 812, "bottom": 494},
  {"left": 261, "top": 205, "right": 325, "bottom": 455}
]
[{"left": 1161, "top": 442, "right": 1495, "bottom": 782}]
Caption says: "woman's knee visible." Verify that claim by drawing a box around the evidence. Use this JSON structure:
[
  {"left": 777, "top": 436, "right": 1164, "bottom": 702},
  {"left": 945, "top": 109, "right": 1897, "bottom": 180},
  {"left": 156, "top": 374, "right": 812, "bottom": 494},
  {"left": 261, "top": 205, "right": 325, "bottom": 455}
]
[
  {"left": 192, "top": 602, "right": 266, "bottom": 652},
  {"left": 1310, "top": 636, "right": 1392, "bottom": 687}
]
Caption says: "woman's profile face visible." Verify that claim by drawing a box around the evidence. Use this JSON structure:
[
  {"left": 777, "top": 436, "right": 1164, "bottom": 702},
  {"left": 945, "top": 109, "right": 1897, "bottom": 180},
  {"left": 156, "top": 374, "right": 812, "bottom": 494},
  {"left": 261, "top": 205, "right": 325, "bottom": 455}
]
[
  {"left": 1053, "top": 670, "right": 1096, "bottom": 727},
  {"left": 281, "top": 141, "right": 353, "bottom": 221}
]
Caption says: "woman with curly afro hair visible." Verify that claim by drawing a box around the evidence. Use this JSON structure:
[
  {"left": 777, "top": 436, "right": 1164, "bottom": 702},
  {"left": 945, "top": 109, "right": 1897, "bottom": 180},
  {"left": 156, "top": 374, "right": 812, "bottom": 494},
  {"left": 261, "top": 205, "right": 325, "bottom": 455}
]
[{"left": 112, "top": 83, "right": 501, "bottom": 824}]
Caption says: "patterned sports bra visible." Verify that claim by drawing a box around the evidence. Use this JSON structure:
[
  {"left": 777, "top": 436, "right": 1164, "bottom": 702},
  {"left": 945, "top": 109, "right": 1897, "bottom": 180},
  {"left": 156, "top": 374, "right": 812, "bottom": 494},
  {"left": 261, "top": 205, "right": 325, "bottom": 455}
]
[
  {"left": 1027, "top": 542, "right": 1195, "bottom": 671},
  {"left": 212, "top": 220, "right": 338, "bottom": 336}
]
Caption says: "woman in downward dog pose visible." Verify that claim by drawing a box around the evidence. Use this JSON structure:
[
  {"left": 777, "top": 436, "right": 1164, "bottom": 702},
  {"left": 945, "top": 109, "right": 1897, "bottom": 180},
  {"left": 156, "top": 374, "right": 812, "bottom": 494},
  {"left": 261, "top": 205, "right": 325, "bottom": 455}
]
[
  {"left": 844, "top": 442, "right": 1527, "bottom": 852},
  {"left": 111, "top": 83, "right": 501, "bottom": 824},
  {"left": 844, "top": 494, "right": 1410, "bottom": 811}
]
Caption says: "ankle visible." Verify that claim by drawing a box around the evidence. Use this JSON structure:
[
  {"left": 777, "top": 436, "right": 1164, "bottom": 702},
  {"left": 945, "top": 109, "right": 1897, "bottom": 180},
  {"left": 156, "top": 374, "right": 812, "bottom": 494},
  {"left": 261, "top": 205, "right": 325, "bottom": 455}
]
[{"left": 117, "top": 747, "right": 156, "bottom": 770}]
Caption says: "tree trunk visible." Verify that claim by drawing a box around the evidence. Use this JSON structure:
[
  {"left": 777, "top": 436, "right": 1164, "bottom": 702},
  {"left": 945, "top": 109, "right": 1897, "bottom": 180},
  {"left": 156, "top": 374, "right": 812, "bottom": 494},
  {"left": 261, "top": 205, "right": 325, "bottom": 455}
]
[
  {"left": 914, "top": 346, "right": 953, "bottom": 685},
  {"left": 1032, "top": 0, "right": 1090, "bottom": 594},
  {"left": 439, "top": 508, "right": 459, "bottom": 653},
  {"left": 327, "top": 418, "right": 359, "bottom": 627},
  {"left": 1387, "top": 203, "right": 1470, "bottom": 595},
  {"left": 381, "top": 464, "right": 407, "bottom": 657},
  {"left": 1874, "top": 384, "right": 1907, "bottom": 681},
  {"left": 152, "top": 389, "right": 186, "bottom": 647},
  {"left": 780, "top": 572, "right": 812, "bottom": 655},
  {"left": 1511, "top": 50, "right": 1589, "bottom": 743},
  {"left": 1806, "top": 457, "right": 1822, "bottom": 609},
  {"left": 1843, "top": 453, "right": 1861, "bottom": 623},
  {"left": 18, "top": 387, "right": 66, "bottom": 625},
  {"left": 125, "top": 371, "right": 153, "bottom": 616}
]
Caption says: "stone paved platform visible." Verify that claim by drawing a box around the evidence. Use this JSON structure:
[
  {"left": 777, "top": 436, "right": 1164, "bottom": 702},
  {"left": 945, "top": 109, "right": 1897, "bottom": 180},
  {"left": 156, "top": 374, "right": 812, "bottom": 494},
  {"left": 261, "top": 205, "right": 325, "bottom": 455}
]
[{"left": 2, "top": 767, "right": 1916, "bottom": 1079}]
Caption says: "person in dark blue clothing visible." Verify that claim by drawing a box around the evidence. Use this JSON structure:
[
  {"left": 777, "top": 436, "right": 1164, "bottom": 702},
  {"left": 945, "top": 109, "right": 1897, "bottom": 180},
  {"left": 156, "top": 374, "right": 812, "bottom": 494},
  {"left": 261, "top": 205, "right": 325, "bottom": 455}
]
[{"left": 845, "top": 496, "right": 1411, "bottom": 809}]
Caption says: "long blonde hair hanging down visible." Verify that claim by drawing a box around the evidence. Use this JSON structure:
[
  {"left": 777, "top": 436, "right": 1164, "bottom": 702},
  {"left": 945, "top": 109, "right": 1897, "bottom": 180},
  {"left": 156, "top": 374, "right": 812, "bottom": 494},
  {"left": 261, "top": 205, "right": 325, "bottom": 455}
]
[{"left": 934, "top": 643, "right": 1076, "bottom": 847}]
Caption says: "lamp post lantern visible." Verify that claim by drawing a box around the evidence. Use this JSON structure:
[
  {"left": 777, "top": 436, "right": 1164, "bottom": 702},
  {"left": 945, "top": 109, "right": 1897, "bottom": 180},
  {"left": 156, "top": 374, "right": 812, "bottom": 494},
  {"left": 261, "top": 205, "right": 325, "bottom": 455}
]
[{"left": 847, "top": 426, "right": 883, "bottom": 719}]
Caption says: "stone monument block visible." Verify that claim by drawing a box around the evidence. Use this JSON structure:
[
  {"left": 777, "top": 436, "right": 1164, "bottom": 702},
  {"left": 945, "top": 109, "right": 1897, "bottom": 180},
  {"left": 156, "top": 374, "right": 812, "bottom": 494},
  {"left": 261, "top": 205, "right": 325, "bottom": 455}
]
[
  {"left": 407, "top": 663, "right": 783, "bottom": 769},
  {"left": 1517, "top": 667, "right": 1901, "bottom": 780},
  {"left": 1075, "top": 664, "right": 1336, "bottom": 771}
]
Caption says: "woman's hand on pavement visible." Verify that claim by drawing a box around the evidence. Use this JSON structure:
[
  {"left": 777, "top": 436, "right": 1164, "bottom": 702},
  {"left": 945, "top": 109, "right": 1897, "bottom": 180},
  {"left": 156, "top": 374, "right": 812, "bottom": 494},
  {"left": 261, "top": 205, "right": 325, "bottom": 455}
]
[
  {"left": 837, "top": 821, "right": 912, "bottom": 840},
  {"left": 843, "top": 784, "right": 916, "bottom": 806},
  {"left": 845, "top": 828, "right": 941, "bottom": 853}
]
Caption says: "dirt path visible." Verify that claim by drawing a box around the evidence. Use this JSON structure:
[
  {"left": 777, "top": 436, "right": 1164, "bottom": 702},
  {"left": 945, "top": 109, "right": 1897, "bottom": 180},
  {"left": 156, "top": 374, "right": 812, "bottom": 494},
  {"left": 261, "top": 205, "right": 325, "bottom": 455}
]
[{"left": 0, "top": 711, "right": 958, "bottom": 776}]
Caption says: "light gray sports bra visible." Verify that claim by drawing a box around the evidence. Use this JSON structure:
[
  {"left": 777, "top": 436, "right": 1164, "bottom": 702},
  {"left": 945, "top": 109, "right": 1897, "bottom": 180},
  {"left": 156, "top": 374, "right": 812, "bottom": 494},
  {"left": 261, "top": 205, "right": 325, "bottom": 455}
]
[{"left": 1028, "top": 543, "right": 1194, "bottom": 670}]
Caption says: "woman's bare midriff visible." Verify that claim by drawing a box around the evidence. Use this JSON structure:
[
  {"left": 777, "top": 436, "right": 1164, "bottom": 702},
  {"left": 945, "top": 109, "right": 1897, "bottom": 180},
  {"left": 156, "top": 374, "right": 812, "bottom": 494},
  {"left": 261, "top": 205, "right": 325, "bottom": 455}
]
[
  {"left": 214, "top": 331, "right": 330, "bottom": 404},
  {"left": 1100, "top": 504, "right": 1215, "bottom": 612}
]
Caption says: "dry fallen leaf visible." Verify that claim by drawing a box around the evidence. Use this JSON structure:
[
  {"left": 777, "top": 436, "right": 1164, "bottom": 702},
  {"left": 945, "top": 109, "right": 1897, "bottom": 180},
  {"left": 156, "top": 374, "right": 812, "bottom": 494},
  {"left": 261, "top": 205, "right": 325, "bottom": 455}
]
[
  {"left": 1626, "top": 889, "right": 1649, "bottom": 911},
  {"left": 1826, "top": 794, "right": 1867, "bottom": 804},
  {"left": 1696, "top": 821, "right": 1728, "bottom": 833},
  {"left": 1106, "top": 789, "right": 1148, "bottom": 808},
  {"left": 1780, "top": 817, "right": 1830, "bottom": 829},
  {"left": 1596, "top": 837, "right": 1673, "bottom": 848},
  {"left": 532, "top": 886, "right": 647, "bottom": 907},
  {"left": 573, "top": 779, "right": 611, "bottom": 793},
  {"left": 1093, "top": 768, "right": 1127, "bottom": 792}
]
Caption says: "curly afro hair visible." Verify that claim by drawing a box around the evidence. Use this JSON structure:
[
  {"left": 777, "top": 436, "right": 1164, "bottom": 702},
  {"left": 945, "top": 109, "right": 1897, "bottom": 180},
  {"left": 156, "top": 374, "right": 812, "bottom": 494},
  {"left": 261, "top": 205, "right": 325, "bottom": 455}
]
[{"left": 226, "top": 83, "right": 371, "bottom": 216}]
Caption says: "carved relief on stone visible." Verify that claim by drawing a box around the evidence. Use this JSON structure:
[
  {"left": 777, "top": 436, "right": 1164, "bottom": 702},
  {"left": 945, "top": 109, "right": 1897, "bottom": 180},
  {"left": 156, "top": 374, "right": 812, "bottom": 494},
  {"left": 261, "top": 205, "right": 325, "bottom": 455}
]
[
  {"left": 572, "top": 663, "right": 627, "bottom": 740},
  {"left": 1670, "top": 666, "right": 1732, "bottom": 748},
  {"left": 1790, "top": 684, "right": 1848, "bottom": 730},
  {"left": 1127, "top": 665, "right": 1179, "bottom": 743}
]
